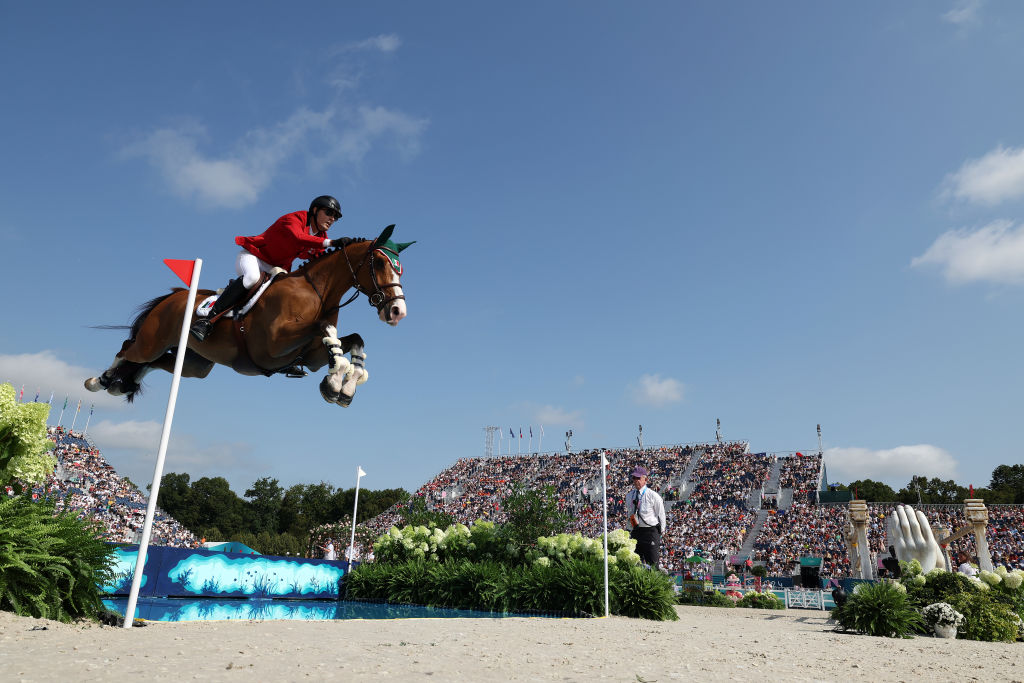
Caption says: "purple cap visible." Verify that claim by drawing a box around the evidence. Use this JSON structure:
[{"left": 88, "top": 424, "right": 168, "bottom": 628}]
[{"left": 630, "top": 466, "right": 648, "bottom": 478}]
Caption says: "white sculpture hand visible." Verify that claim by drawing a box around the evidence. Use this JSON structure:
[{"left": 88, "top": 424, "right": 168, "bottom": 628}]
[{"left": 885, "top": 504, "right": 945, "bottom": 573}]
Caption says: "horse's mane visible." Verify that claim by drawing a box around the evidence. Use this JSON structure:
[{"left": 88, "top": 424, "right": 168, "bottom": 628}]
[{"left": 291, "top": 237, "right": 370, "bottom": 275}]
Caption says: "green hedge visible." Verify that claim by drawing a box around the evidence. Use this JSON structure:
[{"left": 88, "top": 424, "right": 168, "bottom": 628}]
[{"left": 345, "top": 558, "right": 678, "bottom": 620}]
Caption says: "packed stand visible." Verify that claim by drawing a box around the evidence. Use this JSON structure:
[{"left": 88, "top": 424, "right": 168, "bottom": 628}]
[
  {"left": 751, "top": 502, "right": 849, "bottom": 577},
  {"left": 13, "top": 426, "right": 201, "bottom": 547},
  {"left": 778, "top": 453, "right": 822, "bottom": 503}
]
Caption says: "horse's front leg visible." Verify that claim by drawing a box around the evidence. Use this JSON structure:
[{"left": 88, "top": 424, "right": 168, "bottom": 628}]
[{"left": 318, "top": 326, "right": 368, "bottom": 407}]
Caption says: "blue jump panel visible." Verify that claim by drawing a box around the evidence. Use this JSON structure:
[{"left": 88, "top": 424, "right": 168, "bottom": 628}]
[{"left": 103, "top": 545, "right": 351, "bottom": 600}]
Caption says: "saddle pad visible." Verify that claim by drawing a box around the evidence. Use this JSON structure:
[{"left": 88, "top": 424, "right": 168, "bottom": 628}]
[{"left": 196, "top": 269, "right": 285, "bottom": 318}]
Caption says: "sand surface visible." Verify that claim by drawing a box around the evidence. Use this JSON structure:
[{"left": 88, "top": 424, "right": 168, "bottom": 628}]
[{"left": 1, "top": 606, "right": 1022, "bottom": 682}]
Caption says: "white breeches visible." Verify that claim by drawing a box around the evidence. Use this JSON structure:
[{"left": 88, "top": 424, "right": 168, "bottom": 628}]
[{"left": 236, "top": 250, "right": 277, "bottom": 289}]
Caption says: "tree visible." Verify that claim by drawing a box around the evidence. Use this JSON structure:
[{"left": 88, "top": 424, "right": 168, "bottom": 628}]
[
  {"left": 499, "top": 482, "right": 569, "bottom": 549},
  {"left": 244, "top": 477, "right": 283, "bottom": 535},
  {"left": 157, "top": 472, "right": 195, "bottom": 528},
  {"left": 989, "top": 464, "right": 1024, "bottom": 503},
  {"left": 189, "top": 476, "right": 246, "bottom": 537},
  {"left": 846, "top": 479, "right": 897, "bottom": 502}
]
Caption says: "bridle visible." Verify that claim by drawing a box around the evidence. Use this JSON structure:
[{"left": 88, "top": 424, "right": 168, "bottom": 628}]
[{"left": 341, "top": 241, "right": 405, "bottom": 320}]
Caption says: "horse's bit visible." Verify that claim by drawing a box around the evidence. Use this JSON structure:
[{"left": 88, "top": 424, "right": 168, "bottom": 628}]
[{"left": 341, "top": 242, "right": 405, "bottom": 321}]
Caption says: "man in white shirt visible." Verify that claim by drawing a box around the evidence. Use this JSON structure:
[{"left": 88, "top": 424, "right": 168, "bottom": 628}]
[{"left": 626, "top": 466, "right": 667, "bottom": 568}]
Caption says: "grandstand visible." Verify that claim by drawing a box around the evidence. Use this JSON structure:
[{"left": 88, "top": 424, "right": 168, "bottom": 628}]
[
  {"left": 19, "top": 429, "right": 1023, "bottom": 579},
  {"left": 16, "top": 427, "right": 200, "bottom": 547}
]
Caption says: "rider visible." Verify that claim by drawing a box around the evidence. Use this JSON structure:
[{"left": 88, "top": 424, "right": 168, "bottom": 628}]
[{"left": 189, "top": 195, "right": 348, "bottom": 342}]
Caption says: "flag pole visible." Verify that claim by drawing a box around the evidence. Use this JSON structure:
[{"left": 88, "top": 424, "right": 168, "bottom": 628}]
[
  {"left": 83, "top": 405, "right": 94, "bottom": 437},
  {"left": 123, "top": 258, "right": 202, "bottom": 628},
  {"left": 601, "top": 450, "right": 609, "bottom": 617},
  {"left": 70, "top": 400, "right": 82, "bottom": 433},
  {"left": 538, "top": 426, "right": 543, "bottom": 454},
  {"left": 57, "top": 396, "right": 67, "bottom": 427},
  {"left": 349, "top": 466, "right": 365, "bottom": 564}
]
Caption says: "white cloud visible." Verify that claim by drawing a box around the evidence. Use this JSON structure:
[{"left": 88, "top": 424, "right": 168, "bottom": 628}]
[
  {"left": 823, "top": 444, "right": 959, "bottom": 488},
  {"left": 0, "top": 351, "right": 125, "bottom": 412},
  {"left": 89, "top": 419, "right": 260, "bottom": 487},
  {"left": 912, "top": 219, "right": 1024, "bottom": 285},
  {"left": 123, "top": 104, "right": 427, "bottom": 208},
  {"left": 343, "top": 34, "right": 402, "bottom": 53},
  {"left": 526, "top": 404, "right": 583, "bottom": 429},
  {"left": 629, "top": 374, "right": 684, "bottom": 407},
  {"left": 943, "top": 145, "right": 1024, "bottom": 205},
  {"left": 942, "top": 0, "right": 983, "bottom": 25}
]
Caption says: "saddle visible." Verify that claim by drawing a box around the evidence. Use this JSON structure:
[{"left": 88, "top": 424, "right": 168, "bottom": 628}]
[{"left": 196, "top": 268, "right": 285, "bottom": 318}]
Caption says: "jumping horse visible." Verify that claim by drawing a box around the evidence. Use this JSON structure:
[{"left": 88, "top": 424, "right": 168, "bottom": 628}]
[{"left": 85, "top": 224, "right": 411, "bottom": 407}]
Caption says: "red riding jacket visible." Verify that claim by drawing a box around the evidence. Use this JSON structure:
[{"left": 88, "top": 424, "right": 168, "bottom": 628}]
[{"left": 235, "top": 211, "right": 327, "bottom": 271}]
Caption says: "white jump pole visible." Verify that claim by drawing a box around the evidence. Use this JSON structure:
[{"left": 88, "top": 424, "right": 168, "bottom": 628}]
[
  {"left": 349, "top": 466, "right": 366, "bottom": 563},
  {"left": 123, "top": 258, "right": 202, "bottom": 628},
  {"left": 601, "top": 450, "right": 609, "bottom": 618}
]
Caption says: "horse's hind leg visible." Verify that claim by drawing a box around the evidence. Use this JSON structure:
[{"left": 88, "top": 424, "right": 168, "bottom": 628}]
[
  {"left": 148, "top": 349, "right": 215, "bottom": 379},
  {"left": 318, "top": 327, "right": 368, "bottom": 407}
]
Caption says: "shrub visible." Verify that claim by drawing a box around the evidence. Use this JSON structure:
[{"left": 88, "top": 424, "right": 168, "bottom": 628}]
[
  {"left": 701, "top": 590, "right": 737, "bottom": 608},
  {"left": 0, "top": 495, "right": 116, "bottom": 622},
  {"left": 609, "top": 564, "right": 679, "bottom": 621},
  {"left": 0, "top": 383, "right": 55, "bottom": 489},
  {"left": 946, "top": 593, "right": 1020, "bottom": 643},
  {"left": 736, "top": 590, "right": 785, "bottom": 610},
  {"left": 831, "top": 580, "right": 924, "bottom": 638},
  {"left": 903, "top": 568, "right": 977, "bottom": 607},
  {"left": 345, "top": 558, "right": 678, "bottom": 620}
]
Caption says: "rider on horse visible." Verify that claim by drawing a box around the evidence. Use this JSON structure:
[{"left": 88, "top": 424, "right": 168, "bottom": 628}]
[{"left": 189, "top": 195, "right": 349, "bottom": 342}]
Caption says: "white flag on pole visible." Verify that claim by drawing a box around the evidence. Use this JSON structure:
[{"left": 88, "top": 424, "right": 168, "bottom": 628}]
[{"left": 358, "top": 466, "right": 367, "bottom": 477}]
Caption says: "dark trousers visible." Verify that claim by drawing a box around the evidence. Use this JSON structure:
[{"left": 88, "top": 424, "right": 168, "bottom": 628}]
[{"left": 630, "top": 526, "right": 661, "bottom": 568}]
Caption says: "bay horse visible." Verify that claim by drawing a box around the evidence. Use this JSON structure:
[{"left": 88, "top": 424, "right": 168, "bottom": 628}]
[{"left": 85, "top": 224, "right": 411, "bottom": 407}]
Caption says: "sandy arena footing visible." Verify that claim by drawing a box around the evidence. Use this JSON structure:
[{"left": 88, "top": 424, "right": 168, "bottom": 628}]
[{"left": 1, "top": 606, "right": 1022, "bottom": 681}]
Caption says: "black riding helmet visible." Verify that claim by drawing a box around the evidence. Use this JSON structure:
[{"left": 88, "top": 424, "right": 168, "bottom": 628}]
[{"left": 308, "top": 195, "right": 342, "bottom": 225}]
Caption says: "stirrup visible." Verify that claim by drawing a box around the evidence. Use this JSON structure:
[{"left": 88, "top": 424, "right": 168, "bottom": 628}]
[
  {"left": 189, "top": 318, "right": 213, "bottom": 342},
  {"left": 282, "top": 364, "right": 307, "bottom": 378}
]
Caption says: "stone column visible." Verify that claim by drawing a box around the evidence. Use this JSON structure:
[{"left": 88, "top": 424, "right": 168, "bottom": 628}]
[
  {"left": 933, "top": 525, "right": 953, "bottom": 572},
  {"left": 964, "top": 499, "right": 993, "bottom": 571},
  {"left": 848, "top": 500, "right": 872, "bottom": 579},
  {"left": 843, "top": 515, "right": 860, "bottom": 577}
]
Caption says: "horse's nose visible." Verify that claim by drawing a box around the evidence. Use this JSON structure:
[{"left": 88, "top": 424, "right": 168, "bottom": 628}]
[{"left": 390, "top": 304, "right": 405, "bottom": 322}]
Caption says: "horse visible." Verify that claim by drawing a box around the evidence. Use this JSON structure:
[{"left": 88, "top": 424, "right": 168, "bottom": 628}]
[{"left": 85, "top": 224, "right": 412, "bottom": 407}]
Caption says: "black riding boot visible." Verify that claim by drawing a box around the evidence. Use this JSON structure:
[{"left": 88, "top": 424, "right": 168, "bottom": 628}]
[{"left": 189, "top": 278, "right": 248, "bottom": 342}]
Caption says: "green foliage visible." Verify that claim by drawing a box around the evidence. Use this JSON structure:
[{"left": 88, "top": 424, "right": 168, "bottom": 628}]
[
  {"left": 902, "top": 568, "right": 976, "bottom": 606},
  {"left": 0, "top": 383, "right": 55, "bottom": 489},
  {"left": 846, "top": 479, "right": 897, "bottom": 502},
  {"left": 398, "top": 496, "right": 455, "bottom": 529},
  {"left": 831, "top": 581, "right": 924, "bottom": 638},
  {"left": 736, "top": 590, "right": 785, "bottom": 610},
  {"left": 499, "top": 482, "right": 570, "bottom": 550},
  {"left": 748, "top": 564, "right": 767, "bottom": 578},
  {"left": 609, "top": 564, "right": 679, "bottom": 621},
  {"left": 946, "top": 592, "right": 1020, "bottom": 643},
  {"left": 676, "top": 588, "right": 739, "bottom": 607},
  {"left": 0, "top": 495, "right": 115, "bottom": 622},
  {"left": 345, "top": 558, "right": 677, "bottom": 620},
  {"left": 373, "top": 523, "right": 641, "bottom": 569}
]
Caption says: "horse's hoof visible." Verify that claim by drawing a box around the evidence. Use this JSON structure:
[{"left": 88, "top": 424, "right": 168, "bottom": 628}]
[
  {"left": 336, "top": 393, "right": 353, "bottom": 408},
  {"left": 85, "top": 377, "right": 103, "bottom": 392},
  {"left": 319, "top": 377, "right": 341, "bottom": 403}
]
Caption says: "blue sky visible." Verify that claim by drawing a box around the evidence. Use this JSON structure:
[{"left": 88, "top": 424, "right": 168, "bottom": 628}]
[{"left": 3, "top": 1, "right": 1023, "bottom": 496}]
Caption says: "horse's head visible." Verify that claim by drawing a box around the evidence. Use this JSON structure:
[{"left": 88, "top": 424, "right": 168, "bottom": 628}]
[{"left": 350, "top": 224, "right": 415, "bottom": 326}]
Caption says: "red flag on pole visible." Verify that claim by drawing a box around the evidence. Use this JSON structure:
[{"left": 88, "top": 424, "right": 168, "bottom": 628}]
[{"left": 164, "top": 259, "right": 197, "bottom": 286}]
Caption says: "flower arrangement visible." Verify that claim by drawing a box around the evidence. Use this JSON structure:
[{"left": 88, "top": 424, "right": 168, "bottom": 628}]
[{"left": 921, "top": 602, "right": 965, "bottom": 629}]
